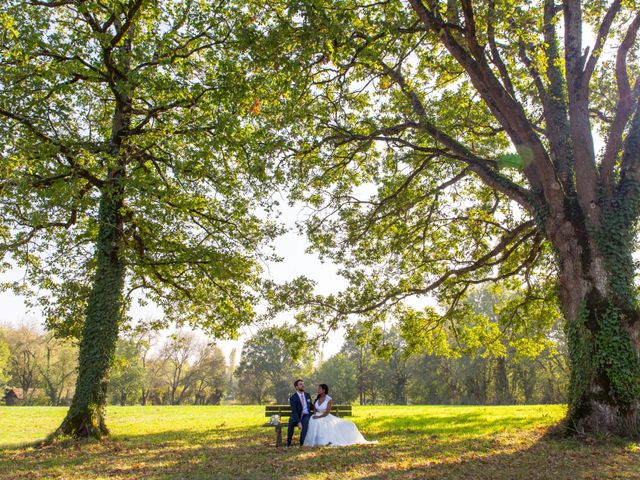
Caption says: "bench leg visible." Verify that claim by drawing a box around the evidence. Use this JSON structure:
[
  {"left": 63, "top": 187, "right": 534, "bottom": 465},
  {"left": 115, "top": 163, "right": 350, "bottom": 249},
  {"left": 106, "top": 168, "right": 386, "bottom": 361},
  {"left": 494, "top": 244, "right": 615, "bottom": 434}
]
[{"left": 275, "top": 425, "right": 282, "bottom": 447}]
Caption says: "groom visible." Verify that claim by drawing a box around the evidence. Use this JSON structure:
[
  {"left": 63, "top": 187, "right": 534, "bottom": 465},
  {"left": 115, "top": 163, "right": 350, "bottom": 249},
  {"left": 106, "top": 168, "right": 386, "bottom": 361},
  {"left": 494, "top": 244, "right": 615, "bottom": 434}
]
[{"left": 286, "top": 379, "right": 314, "bottom": 447}]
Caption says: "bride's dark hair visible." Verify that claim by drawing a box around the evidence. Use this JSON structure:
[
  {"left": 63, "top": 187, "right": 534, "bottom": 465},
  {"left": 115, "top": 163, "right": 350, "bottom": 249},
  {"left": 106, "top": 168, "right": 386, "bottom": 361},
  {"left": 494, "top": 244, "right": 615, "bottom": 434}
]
[{"left": 314, "top": 384, "right": 329, "bottom": 406}]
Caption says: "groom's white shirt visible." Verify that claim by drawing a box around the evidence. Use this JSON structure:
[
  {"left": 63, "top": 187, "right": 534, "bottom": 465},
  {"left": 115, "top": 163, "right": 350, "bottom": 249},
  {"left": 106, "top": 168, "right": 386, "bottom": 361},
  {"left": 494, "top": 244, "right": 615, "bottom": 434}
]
[{"left": 298, "top": 392, "right": 309, "bottom": 415}]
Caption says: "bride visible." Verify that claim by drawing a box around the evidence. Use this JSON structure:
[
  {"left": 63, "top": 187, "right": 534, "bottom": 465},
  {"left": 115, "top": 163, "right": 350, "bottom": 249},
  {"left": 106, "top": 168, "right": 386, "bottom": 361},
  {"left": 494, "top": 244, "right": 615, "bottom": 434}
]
[{"left": 303, "top": 384, "right": 376, "bottom": 446}]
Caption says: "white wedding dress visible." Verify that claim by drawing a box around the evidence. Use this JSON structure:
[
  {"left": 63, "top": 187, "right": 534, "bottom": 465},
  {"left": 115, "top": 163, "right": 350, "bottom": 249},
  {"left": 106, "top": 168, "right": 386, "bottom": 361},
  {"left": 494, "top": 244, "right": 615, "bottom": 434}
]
[{"left": 303, "top": 395, "right": 376, "bottom": 446}]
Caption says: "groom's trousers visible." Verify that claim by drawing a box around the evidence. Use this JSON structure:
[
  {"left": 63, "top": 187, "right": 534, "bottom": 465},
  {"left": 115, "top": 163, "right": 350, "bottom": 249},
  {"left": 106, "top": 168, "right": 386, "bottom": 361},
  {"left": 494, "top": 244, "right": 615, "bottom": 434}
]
[{"left": 287, "top": 413, "right": 310, "bottom": 446}]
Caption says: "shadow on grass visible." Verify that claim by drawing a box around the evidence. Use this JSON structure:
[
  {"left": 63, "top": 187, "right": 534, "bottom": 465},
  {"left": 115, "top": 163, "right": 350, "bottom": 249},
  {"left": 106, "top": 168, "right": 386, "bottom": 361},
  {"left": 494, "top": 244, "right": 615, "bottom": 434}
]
[
  {"left": 353, "top": 436, "right": 639, "bottom": 480},
  {"left": 1, "top": 418, "right": 637, "bottom": 479}
]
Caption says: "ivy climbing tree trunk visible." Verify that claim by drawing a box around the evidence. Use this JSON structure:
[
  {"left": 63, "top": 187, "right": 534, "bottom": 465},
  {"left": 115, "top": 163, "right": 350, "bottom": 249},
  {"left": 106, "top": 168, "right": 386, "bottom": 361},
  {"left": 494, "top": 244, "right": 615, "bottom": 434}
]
[
  {"left": 1, "top": 0, "right": 278, "bottom": 441},
  {"left": 556, "top": 250, "right": 640, "bottom": 436},
  {"left": 399, "top": 0, "right": 640, "bottom": 437},
  {"left": 53, "top": 192, "right": 125, "bottom": 438}
]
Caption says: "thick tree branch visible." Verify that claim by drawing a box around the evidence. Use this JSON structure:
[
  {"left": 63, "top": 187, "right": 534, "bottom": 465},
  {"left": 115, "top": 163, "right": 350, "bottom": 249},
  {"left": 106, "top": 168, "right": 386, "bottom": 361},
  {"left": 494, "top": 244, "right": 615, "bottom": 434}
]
[
  {"left": 563, "top": 0, "right": 599, "bottom": 221},
  {"left": 408, "top": 0, "right": 564, "bottom": 215},
  {"left": 379, "top": 61, "right": 537, "bottom": 212},
  {"left": 602, "top": 12, "right": 640, "bottom": 194},
  {"left": 617, "top": 98, "right": 640, "bottom": 208},
  {"left": 460, "top": 0, "right": 480, "bottom": 57},
  {"left": 487, "top": 1, "right": 516, "bottom": 99},
  {"left": 540, "top": 0, "right": 574, "bottom": 194}
]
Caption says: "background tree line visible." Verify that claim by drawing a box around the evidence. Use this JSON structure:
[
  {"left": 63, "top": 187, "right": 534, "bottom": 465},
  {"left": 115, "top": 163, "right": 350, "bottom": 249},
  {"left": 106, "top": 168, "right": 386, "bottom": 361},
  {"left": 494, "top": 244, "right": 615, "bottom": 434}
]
[
  {"left": 0, "top": 326, "right": 229, "bottom": 407},
  {"left": 235, "top": 321, "right": 567, "bottom": 406},
  {"left": 2, "top": 312, "right": 567, "bottom": 407}
]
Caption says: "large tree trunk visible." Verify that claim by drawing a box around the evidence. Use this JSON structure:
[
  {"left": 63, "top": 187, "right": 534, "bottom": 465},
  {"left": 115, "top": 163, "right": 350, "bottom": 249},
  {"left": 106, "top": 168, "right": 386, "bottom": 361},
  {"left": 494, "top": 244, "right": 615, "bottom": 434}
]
[
  {"left": 551, "top": 213, "right": 640, "bottom": 437},
  {"left": 53, "top": 193, "right": 125, "bottom": 439}
]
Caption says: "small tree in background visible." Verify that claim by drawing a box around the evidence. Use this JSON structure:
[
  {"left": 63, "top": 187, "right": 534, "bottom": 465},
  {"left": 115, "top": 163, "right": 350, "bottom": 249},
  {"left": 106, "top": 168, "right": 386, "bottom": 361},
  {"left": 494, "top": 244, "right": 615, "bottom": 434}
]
[
  {"left": 40, "top": 334, "right": 77, "bottom": 406},
  {"left": 108, "top": 337, "right": 144, "bottom": 406},
  {"left": 191, "top": 344, "right": 227, "bottom": 405},
  {"left": 2, "top": 325, "right": 42, "bottom": 403},
  {"left": 310, "top": 354, "right": 358, "bottom": 404}
]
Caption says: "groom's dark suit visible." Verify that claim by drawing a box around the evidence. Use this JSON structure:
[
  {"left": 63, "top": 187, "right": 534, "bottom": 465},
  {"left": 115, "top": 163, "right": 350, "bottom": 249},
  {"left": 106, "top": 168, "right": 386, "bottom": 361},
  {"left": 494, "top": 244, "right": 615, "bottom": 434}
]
[{"left": 287, "top": 390, "right": 314, "bottom": 446}]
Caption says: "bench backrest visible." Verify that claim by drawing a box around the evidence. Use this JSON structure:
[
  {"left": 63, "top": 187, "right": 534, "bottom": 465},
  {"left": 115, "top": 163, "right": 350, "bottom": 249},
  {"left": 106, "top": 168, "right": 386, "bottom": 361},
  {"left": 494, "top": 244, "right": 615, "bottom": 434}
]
[{"left": 265, "top": 404, "right": 353, "bottom": 418}]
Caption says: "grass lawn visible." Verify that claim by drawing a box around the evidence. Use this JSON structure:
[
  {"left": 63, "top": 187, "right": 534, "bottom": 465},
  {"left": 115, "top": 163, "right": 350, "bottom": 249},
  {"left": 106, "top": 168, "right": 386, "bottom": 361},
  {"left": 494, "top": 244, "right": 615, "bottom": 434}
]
[{"left": 0, "top": 404, "right": 638, "bottom": 479}]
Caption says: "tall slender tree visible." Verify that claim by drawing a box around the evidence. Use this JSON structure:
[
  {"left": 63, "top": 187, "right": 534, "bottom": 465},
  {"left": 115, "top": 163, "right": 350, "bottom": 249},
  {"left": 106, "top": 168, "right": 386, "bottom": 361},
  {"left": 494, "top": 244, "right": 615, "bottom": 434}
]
[
  {"left": 266, "top": 0, "right": 640, "bottom": 436},
  {"left": 0, "top": 0, "right": 279, "bottom": 438}
]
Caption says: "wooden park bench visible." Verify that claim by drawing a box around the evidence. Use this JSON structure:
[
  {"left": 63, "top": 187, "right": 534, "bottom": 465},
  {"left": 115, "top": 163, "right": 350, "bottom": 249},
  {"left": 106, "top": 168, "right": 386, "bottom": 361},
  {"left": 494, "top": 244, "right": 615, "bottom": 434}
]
[{"left": 264, "top": 404, "right": 353, "bottom": 447}]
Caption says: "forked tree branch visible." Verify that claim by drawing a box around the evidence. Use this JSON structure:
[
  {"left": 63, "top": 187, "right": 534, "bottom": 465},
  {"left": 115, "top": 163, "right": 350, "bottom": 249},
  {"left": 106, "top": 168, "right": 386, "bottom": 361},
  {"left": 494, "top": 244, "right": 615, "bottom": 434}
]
[
  {"left": 378, "top": 60, "right": 537, "bottom": 212},
  {"left": 602, "top": 12, "right": 640, "bottom": 194},
  {"left": 407, "top": 0, "right": 565, "bottom": 215}
]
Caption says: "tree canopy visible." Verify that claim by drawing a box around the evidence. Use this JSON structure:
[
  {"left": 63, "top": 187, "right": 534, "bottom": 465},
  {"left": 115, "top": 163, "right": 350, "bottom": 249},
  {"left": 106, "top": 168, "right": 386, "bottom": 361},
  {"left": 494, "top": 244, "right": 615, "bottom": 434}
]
[{"left": 0, "top": 0, "right": 280, "bottom": 338}]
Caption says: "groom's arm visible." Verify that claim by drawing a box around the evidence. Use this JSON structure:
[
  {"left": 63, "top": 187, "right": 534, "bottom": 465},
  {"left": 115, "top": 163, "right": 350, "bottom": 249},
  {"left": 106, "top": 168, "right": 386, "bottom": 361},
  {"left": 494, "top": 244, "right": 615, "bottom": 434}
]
[{"left": 289, "top": 395, "right": 296, "bottom": 420}]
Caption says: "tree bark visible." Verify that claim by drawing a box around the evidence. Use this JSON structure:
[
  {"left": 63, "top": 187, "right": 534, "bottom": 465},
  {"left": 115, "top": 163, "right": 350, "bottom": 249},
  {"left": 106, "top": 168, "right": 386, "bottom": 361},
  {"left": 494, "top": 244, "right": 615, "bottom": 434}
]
[
  {"left": 52, "top": 192, "right": 125, "bottom": 439},
  {"left": 549, "top": 213, "right": 640, "bottom": 437}
]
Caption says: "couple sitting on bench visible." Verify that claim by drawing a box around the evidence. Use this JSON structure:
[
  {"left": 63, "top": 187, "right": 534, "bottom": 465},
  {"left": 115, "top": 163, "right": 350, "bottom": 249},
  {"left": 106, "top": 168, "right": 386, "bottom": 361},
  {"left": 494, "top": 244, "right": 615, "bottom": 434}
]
[{"left": 287, "top": 379, "right": 375, "bottom": 447}]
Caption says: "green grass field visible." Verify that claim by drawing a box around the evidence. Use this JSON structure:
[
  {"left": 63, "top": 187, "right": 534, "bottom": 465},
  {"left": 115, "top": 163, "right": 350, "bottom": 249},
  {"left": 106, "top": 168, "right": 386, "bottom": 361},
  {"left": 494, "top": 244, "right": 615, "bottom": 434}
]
[{"left": 0, "top": 405, "right": 638, "bottom": 479}]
